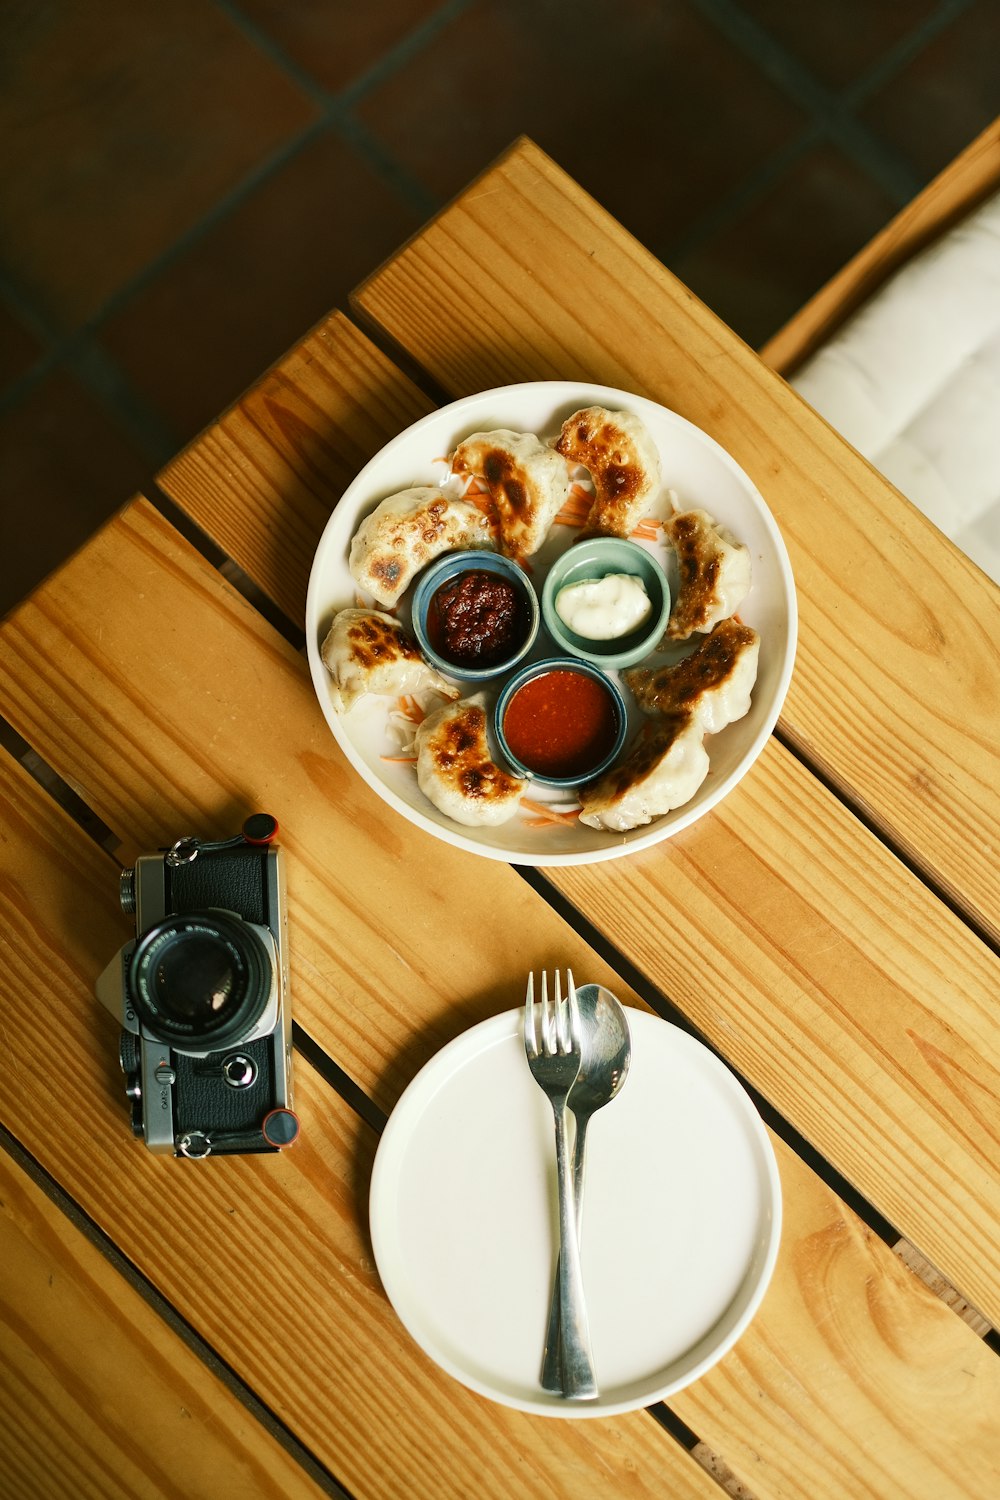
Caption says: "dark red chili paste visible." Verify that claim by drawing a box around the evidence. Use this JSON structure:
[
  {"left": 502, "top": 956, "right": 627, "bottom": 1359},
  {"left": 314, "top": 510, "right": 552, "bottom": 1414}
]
[
  {"left": 427, "top": 569, "right": 528, "bottom": 668},
  {"left": 502, "top": 669, "right": 619, "bottom": 779}
]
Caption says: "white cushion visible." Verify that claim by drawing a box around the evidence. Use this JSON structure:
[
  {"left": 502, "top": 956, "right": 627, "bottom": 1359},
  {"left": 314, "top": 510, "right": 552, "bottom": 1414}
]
[{"left": 793, "top": 190, "right": 1000, "bottom": 584}]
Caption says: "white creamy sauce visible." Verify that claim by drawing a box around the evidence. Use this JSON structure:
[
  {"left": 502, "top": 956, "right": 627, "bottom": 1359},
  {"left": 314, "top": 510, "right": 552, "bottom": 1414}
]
[{"left": 556, "top": 572, "right": 652, "bottom": 640}]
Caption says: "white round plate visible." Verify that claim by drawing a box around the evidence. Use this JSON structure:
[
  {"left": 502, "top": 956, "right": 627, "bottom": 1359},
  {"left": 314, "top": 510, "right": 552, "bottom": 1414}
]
[
  {"left": 305, "top": 381, "right": 797, "bottom": 865},
  {"left": 369, "top": 1007, "right": 782, "bottom": 1417}
]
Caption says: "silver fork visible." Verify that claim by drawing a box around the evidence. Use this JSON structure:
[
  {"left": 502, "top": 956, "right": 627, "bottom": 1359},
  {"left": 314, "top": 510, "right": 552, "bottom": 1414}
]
[{"left": 523, "top": 970, "right": 599, "bottom": 1400}]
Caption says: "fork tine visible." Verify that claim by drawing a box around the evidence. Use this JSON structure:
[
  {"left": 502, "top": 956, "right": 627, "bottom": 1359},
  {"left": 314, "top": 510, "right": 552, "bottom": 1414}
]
[
  {"left": 566, "top": 968, "right": 579, "bottom": 1053},
  {"left": 555, "top": 970, "right": 570, "bottom": 1054},
  {"left": 539, "top": 969, "right": 549, "bottom": 1054},
  {"left": 524, "top": 971, "right": 537, "bottom": 1055}
]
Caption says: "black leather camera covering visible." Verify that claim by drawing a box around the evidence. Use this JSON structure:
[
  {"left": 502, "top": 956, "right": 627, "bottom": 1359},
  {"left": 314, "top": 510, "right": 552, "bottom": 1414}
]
[
  {"left": 171, "top": 1037, "right": 278, "bottom": 1146},
  {"left": 162, "top": 844, "right": 280, "bottom": 1154},
  {"left": 166, "top": 847, "right": 270, "bottom": 925}
]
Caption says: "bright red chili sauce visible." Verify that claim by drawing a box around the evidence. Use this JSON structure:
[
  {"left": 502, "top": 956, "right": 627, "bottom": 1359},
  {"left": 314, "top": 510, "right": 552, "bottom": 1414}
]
[{"left": 502, "top": 669, "right": 619, "bottom": 780}]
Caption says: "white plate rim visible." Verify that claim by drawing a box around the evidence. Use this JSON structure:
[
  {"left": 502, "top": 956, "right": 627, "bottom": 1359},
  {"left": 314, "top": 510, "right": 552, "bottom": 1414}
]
[
  {"left": 306, "top": 379, "right": 798, "bottom": 866},
  {"left": 369, "top": 1005, "right": 783, "bottom": 1417}
]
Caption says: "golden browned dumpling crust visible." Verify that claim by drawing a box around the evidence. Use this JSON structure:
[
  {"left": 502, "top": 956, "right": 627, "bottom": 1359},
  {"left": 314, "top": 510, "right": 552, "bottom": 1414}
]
[
  {"left": 625, "top": 618, "right": 758, "bottom": 717},
  {"left": 577, "top": 708, "right": 710, "bottom": 831},
  {"left": 349, "top": 485, "right": 492, "bottom": 607},
  {"left": 320, "top": 608, "right": 458, "bottom": 713},
  {"left": 584, "top": 714, "right": 691, "bottom": 803},
  {"left": 354, "top": 612, "right": 416, "bottom": 663},
  {"left": 663, "top": 509, "right": 751, "bottom": 640},
  {"left": 426, "top": 704, "right": 522, "bottom": 802},
  {"left": 415, "top": 697, "right": 526, "bottom": 826},
  {"left": 451, "top": 430, "right": 569, "bottom": 560},
  {"left": 555, "top": 406, "right": 660, "bottom": 538}
]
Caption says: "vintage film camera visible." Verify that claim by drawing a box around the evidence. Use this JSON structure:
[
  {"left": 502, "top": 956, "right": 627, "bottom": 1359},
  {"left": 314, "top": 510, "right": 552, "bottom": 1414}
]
[{"left": 96, "top": 814, "right": 298, "bottom": 1159}]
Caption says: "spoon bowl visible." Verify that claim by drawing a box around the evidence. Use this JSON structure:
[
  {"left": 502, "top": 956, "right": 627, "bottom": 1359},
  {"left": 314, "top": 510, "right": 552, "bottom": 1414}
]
[{"left": 571, "top": 984, "right": 632, "bottom": 1118}]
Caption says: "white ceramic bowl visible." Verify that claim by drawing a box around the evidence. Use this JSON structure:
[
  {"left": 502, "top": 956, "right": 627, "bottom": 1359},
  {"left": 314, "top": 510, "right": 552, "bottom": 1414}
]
[{"left": 305, "top": 381, "right": 797, "bottom": 867}]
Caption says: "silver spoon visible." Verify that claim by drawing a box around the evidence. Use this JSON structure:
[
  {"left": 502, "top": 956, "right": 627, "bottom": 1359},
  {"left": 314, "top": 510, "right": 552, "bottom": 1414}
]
[{"left": 541, "top": 983, "right": 632, "bottom": 1394}]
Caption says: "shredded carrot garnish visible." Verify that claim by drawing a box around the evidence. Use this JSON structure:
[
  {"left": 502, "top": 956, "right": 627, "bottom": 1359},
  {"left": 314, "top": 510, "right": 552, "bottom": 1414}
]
[
  {"left": 553, "top": 482, "right": 595, "bottom": 528},
  {"left": 520, "top": 797, "right": 581, "bottom": 826},
  {"left": 631, "top": 519, "right": 661, "bottom": 541},
  {"left": 553, "top": 499, "right": 589, "bottom": 528},
  {"left": 395, "top": 694, "right": 426, "bottom": 724},
  {"left": 380, "top": 755, "right": 417, "bottom": 764}
]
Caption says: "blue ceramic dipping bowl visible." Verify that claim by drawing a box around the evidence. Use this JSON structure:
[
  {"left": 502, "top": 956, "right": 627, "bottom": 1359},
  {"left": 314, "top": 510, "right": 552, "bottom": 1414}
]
[
  {"left": 541, "top": 537, "right": 670, "bottom": 670},
  {"left": 494, "top": 657, "right": 628, "bottom": 789},
  {"left": 411, "top": 549, "right": 539, "bottom": 682}
]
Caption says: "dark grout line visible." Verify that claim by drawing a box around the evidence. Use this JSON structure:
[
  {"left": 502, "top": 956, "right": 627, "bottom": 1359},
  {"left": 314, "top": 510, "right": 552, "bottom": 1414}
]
[
  {"left": 663, "top": 124, "right": 822, "bottom": 263},
  {"left": 687, "top": 0, "right": 929, "bottom": 200},
  {"left": 843, "top": 0, "right": 979, "bottom": 108},
  {"left": 67, "top": 344, "right": 180, "bottom": 465},
  {"left": 327, "top": 103, "right": 440, "bottom": 219},
  {"left": 0, "top": 268, "right": 61, "bottom": 351},
  {"left": 336, "top": 0, "right": 475, "bottom": 108},
  {"left": 208, "top": 0, "right": 327, "bottom": 107},
  {"left": 0, "top": 1122, "right": 356, "bottom": 1499},
  {"left": 1, "top": 0, "right": 457, "bottom": 453},
  {"left": 829, "top": 112, "right": 924, "bottom": 205},
  {"left": 651, "top": 0, "right": 981, "bottom": 276},
  {"left": 0, "top": 0, "right": 982, "bottom": 628},
  {"left": 215, "top": 0, "right": 447, "bottom": 219}
]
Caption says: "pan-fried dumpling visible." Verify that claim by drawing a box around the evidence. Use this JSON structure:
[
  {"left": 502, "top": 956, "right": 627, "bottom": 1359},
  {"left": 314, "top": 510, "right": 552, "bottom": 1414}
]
[
  {"left": 415, "top": 695, "right": 526, "bottom": 826},
  {"left": 625, "top": 618, "right": 759, "bottom": 734},
  {"left": 578, "top": 714, "right": 709, "bottom": 831},
  {"left": 349, "top": 486, "right": 493, "bottom": 608},
  {"left": 555, "top": 406, "right": 661, "bottom": 538},
  {"left": 450, "top": 430, "right": 569, "bottom": 560},
  {"left": 321, "top": 608, "right": 458, "bottom": 714},
  {"left": 664, "top": 509, "right": 751, "bottom": 640}
]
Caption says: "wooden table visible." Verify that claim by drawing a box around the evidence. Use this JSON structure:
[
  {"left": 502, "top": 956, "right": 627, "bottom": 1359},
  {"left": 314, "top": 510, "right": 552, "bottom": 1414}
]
[{"left": 2, "top": 138, "right": 998, "bottom": 1500}]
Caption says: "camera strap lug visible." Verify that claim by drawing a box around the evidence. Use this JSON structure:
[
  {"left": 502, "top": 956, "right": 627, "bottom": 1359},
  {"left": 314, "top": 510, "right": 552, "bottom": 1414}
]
[{"left": 165, "top": 814, "right": 279, "bottom": 867}]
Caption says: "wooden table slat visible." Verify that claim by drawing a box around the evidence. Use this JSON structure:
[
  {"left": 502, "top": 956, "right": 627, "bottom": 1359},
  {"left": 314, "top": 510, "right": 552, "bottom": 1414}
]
[
  {"left": 0, "top": 1145, "right": 329, "bottom": 1500},
  {"left": 352, "top": 137, "right": 1000, "bottom": 947},
  {"left": 0, "top": 509, "right": 998, "bottom": 1498}
]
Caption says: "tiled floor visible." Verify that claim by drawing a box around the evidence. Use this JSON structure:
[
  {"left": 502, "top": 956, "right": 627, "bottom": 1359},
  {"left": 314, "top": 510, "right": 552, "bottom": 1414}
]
[{"left": 1, "top": 0, "right": 998, "bottom": 615}]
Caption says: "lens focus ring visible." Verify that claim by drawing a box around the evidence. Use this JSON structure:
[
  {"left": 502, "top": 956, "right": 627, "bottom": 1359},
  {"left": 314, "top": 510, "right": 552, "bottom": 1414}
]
[{"left": 126, "top": 912, "right": 273, "bottom": 1050}]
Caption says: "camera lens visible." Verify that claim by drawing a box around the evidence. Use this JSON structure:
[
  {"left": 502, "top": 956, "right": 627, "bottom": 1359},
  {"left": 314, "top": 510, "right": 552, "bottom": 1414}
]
[
  {"left": 153, "top": 932, "right": 235, "bottom": 1017},
  {"left": 127, "top": 912, "right": 273, "bottom": 1049}
]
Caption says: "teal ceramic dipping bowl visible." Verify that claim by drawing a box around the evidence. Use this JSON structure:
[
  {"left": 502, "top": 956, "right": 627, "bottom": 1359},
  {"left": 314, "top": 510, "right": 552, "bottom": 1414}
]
[
  {"left": 541, "top": 537, "right": 671, "bottom": 670},
  {"left": 411, "top": 549, "right": 539, "bottom": 682}
]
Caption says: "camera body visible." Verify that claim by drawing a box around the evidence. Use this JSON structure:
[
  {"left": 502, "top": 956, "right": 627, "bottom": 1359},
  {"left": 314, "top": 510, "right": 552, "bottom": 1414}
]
[{"left": 96, "top": 815, "right": 297, "bottom": 1159}]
